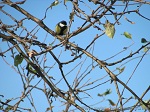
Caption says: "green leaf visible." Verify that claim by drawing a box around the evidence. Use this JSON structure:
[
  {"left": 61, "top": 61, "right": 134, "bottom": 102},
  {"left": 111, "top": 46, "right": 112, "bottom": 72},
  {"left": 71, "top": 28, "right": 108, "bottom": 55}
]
[
  {"left": 104, "top": 20, "right": 115, "bottom": 39},
  {"left": 49, "top": 1, "right": 59, "bottom": 9},
  {"left": 98, "top": 89, "right": 112, "bottom": 97},
  {"left": 14, "top": 54, "right": 23, "bottom": 66},
  {"left": 141, "top": 38, "right": 147, "bottom": 43},
  {"left": 29, "top": 65, "right": 37, "bottom": 75},
  {"left": 103, "top": 89, "right": 112, "bottom": 96},
  {"left": 108, "top": 99, "right": 116, "bottom": 106},
  {"left": 123, "top": 32, "right": 132, "bottom": 39},
  {"left": 116, "top": 66, "right": 125, "bottom": 73},
  {"left": 97, "top": 93, "right": 103, "bottom": 97},
  {"left": 144, "top": 47, "right": 148, "bottom": 52}
]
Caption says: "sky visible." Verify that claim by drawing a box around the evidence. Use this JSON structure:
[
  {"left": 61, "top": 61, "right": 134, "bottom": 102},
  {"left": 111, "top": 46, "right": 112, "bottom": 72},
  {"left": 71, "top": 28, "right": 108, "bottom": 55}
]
[{"left": 0, "top": 0, "right": 150, "bottom": 112}]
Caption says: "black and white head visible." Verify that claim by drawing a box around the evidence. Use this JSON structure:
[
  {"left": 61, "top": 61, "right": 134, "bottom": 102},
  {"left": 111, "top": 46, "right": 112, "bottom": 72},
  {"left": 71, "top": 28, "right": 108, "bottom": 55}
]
[
  {"left": 55, "top": 20, "right": 68, "bottom": 35},
  {"left": 59, "top": 21, "right": 67, "bottom": 28}
]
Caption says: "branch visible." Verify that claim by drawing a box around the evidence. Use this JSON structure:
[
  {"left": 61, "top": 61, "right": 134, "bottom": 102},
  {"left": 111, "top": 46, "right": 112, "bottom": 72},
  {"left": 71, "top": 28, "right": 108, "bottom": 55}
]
[
  {"left": 0, "top": 32, "right": 85, "bottom": 112},
  {"left": 107, "top": 42, "right": 150, "bottom": 66}
]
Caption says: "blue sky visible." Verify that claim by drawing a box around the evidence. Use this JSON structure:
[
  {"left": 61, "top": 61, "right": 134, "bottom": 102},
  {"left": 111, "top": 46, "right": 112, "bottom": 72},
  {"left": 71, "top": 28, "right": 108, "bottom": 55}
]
[{"left": 0, "top": 0, "right": 150, "bottom": 112}]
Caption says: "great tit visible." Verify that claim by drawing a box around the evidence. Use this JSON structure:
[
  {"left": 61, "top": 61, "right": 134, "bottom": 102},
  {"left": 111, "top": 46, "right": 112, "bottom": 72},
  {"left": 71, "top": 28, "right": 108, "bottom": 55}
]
[{"left": 55, "top": 20, "right": 68, "bottom": 35}]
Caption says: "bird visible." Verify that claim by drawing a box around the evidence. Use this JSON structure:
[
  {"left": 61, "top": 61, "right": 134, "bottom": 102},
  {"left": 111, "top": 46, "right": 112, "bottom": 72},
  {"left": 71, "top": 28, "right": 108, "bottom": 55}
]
[{"left": 55, "top": 20, "right": 68, "bottom": 35}]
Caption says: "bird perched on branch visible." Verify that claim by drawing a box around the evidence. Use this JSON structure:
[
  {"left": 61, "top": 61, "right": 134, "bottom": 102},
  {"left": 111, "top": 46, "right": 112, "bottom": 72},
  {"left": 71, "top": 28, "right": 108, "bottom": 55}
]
[{"left": 55, "top": 20, "right": 68, "bottom": 35}]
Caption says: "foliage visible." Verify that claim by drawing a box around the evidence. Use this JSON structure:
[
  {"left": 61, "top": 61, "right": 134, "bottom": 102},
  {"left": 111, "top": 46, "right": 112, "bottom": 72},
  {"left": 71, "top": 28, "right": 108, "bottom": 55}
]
[
  {"left": 14, "top": 54, "right": 23, "bottom": 66},
  {"left": 98, "top": 89, "right": 112, "bottom": 97},
  {"left": 104, "top": 20, "right": 115, "bottom": 39},
  {"left": 123, "top": 32, "right": 132, "bottom": 39}
]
